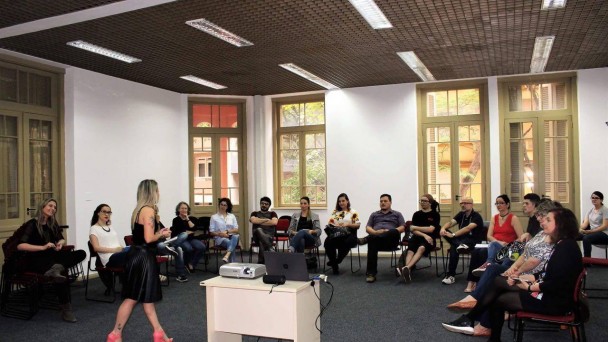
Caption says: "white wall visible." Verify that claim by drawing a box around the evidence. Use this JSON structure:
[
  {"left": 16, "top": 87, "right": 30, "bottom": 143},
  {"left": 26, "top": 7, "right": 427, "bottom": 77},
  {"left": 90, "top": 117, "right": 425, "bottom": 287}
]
[{"left": 64, "top": 68, "right": 187, "bottom": 254}]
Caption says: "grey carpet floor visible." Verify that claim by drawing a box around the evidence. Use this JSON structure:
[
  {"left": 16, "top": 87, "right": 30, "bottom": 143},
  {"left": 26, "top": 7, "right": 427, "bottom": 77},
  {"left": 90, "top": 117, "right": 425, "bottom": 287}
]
[{"left": 1, "top": 255, "right": 607, "bottom": 341}]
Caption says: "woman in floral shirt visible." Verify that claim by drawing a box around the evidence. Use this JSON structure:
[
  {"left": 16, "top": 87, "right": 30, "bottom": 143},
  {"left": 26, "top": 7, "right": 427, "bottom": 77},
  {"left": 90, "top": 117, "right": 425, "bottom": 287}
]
[{"left": 323, "top": 193, "right": 360, "bottom": 274}]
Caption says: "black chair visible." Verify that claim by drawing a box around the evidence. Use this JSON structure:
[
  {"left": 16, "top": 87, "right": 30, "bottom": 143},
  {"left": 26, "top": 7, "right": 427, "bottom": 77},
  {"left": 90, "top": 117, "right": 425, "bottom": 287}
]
[{"left": 85, "top": 241, "right": 124, "bottom": 303}]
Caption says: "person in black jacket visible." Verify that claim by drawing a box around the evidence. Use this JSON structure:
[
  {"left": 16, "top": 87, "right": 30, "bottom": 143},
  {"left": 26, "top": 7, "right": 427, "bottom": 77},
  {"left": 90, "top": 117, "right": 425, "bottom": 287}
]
[{"left": 441, "top": 207, "right": 583, "bottom": 341}]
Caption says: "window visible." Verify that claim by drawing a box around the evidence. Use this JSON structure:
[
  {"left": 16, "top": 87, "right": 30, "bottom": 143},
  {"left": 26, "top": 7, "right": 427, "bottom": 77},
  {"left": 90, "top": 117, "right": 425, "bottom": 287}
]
[{"left": 274, "top": 97, "right": 326, "bottom": 206}]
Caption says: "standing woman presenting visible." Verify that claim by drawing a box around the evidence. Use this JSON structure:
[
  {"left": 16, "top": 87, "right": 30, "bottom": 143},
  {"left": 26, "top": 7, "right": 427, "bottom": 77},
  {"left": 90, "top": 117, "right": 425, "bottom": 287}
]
[{"left": 107, "top": 180, "right": 172, "bottom": 342}]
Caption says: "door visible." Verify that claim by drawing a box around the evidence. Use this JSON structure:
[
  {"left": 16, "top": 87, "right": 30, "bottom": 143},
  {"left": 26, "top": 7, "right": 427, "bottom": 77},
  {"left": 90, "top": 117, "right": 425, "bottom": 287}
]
[{"left": 423, "top": 121, "right": 486, "bottom": 222}]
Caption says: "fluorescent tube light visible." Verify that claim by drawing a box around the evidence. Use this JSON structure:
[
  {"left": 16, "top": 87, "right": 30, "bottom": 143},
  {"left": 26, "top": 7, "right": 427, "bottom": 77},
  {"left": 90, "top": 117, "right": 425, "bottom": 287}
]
[
  {"left": 186, "top": 18, "right": 253, "bottom": 47},
  {"left": 542, "top": 0, "right": 567, "bottom": 10},
  {"left": 397, "top": 51, "right": 435, "bottom": 82},
  {"left": 180, "top": 75, "right": 227, "bottom": 89},
  {"left": 278, "top": 63, "right": 339, "bottom": 90},
  {"left": 66, "top": 40, "right": 141, "bottom": 63},
  {"left": 348, "top": 0, "right": 393, "bottom": 29},
  {"left": 530, "top": 36, "right": 555, "bottom": 73}
]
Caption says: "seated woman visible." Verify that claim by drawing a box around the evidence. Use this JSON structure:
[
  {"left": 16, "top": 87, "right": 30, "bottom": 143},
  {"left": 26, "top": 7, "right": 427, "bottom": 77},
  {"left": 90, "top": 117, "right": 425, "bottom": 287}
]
[
  {"left": 396, "top": 193, "right": 440, "bottom": 283},
  {"left": 323, "top": 193, "right": 360, "bottom": 275},
  {"left": 288, "top": 196, "right": 321, "bottom": 253},
  {"left": 209, "top": 198, "right": 240, "bottom": 263},
  {"left": 89, "top": 203, "right": 130, "bottom": 292},
  {"left": 16, "top": 198, "right": 86, "bottom": 322},
  {"left": 171, "top": 201, "right": 206, "bottom": 273},
  {"left": 442, "top": 207, "right": 582, "bottom": 340},
  {"left": 580, "top": 191, "right": 608, "bottom": 257},
  {"left": 465, "top": 194, "right": 522, "bottom": 292}
]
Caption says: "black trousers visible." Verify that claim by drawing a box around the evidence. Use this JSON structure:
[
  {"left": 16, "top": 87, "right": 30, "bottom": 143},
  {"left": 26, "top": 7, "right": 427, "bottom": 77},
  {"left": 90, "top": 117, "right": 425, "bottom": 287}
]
[
  {"left": 443, "top": 235, "right": 478, "bottom": 277},
  {"left": 324, "top": 233, "right": 357, "bottom": 265},
  {"left": 365, "top": 229, "right": 400, "bottom": 275}
]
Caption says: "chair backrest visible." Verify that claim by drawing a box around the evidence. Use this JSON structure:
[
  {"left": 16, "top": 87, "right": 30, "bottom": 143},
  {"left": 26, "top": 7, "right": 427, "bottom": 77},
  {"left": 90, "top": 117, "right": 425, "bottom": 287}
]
[
  {"left": 197, "top": 216, "right": 211, "bottom": 231},
  {"left": 87, "top": 241, "right": 99, "bottom": 258},
  {"left": 276, "top": 218, "right": 290, "bottom": 232},
  {"left": 573, "top": 268, "right": 586, "bottom": 302},
  {"left": 279, "top": 215, "right": 292, "bottom": 221},
  {"left": 124, "top": 235, "right": 133, "bottom": 246}
]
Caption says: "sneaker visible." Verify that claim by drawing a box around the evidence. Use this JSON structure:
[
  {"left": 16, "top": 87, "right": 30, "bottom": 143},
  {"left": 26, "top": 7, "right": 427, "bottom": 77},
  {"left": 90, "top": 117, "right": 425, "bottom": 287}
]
[
  {"left": 401, "top": 266, "right": 411, "bottom": 284},
  {"left": 456, "top": 244, "right": 469, "bottom": 253},
  {"left": 176, "top": 275, "right": 189, "bottom": 283},
  {"left": 366, "top": 274, "right": 376, "bottom": 283},
  {"left": 472, "top": 262, "right": 492, "bottom": 277},
  {"left": 442, "top": 276, "right": 456, "bottom": 285},
  {"left": 442, "top": 315, "right": 474, "bottom": 335},
  {"left": 159, "top": 274, "right": 167, "bottom": 282},
  {"left": 357, "top": 237, "right": 368, "bottom": 245},
  {"left": 165, "top": 245, "right": 178, "bottom": 257}
]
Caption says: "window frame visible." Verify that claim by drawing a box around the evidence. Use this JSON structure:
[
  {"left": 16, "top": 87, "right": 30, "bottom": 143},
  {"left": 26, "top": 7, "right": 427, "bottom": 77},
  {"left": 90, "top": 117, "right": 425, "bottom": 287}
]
[{"left": 273, "top": 94, "right": 327, "bottom": 208}]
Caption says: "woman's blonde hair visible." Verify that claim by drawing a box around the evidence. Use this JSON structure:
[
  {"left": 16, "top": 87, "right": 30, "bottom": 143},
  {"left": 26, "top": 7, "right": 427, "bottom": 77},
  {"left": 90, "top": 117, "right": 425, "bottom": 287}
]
[
  {"left": 36, "top": 198, "right": 59, "bottom": 240},
  {"left": 131, "top": 179, "right": 159, "bottom": 228}
]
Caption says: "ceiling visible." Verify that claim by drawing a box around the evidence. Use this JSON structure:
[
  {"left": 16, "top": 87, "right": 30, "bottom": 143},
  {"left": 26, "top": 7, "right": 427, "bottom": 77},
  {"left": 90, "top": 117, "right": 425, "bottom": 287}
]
[{"left": 1, "top": 0, "right": 607, "bottom": 96}]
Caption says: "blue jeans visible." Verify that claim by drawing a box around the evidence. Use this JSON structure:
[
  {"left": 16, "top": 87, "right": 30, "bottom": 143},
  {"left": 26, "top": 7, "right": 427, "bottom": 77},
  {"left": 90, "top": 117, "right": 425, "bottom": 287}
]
[
  {"left": 470, "top": 261, "right": 512, "bottom": 328},
  {"left": 217, "top": 234, "right": 240, "bottom": 262},
  {"left": 105, "top": 246, "right": 130, "bottom": 268},
  {"left": 485, "top": 241, "right": 504, "bottom": 263},
  {"left": 158, "top": 232, "right": 188, "bottom": 276},
  {"left": 290, "top": 230, "right": 316, "bottom": 253},
  {"left": 178, "top": 238, "right": 206, "bottom": 268},
  {"left": 582, "top": 231, "right": 608, "bottom": 257}
]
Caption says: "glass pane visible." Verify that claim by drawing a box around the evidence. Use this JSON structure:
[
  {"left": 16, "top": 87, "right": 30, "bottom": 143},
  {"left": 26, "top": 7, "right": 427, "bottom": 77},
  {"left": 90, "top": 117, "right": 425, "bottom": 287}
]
[
  {"left": 0, "top": 115, "right": 19, "bottom": 219},
  {"left": 0, "top": 66, "right": 17, "bottom": 102},
  {"left": 509, "top": 83, "right": 566, "bottom": 112},
  {"left": 219, "top": 105, "right": 238, "bottom": 128},
  {"left": 427, "top": 89, "right": 480, "bottom": 117},
  {"left": 508, "top": 122, "right": 535, "bottom": 201},
  {"left": 29, "top": 119, "right": 53, "bottom": 206},
  {"left": 280, "top": 104, "right": 300, "bottom": 127},
  {"left": 304, "top": 132, "right": 326, "bottom": 204},
  {"left": 193, "top": 137, "right": 213, "bottom": 207},
  {"left": 303, "top": 102, "right": 325, "bottom": 125},
  {"left": 458, "top": 125, "right": 482, "bottom": 204},
  {"left": 219, "top": 137, "right": 239, "bottom": 205},
  {"left": 457, "top": 89, "right": 480, "bottom": 115},
  {"left": 426, "top": 127, "right": 451, "bottom": 205},
  {"left": 544, "top": 120, "right": 569, "bottom": 203},
  {"left": 281, "top": 148, "right": 300, "bottom": 204},
  {"left": 29, "top": 73, "right": 52, "bottom": 107},
  {"left": 426, "top": 91, "right": 448, "bottom": 117}
]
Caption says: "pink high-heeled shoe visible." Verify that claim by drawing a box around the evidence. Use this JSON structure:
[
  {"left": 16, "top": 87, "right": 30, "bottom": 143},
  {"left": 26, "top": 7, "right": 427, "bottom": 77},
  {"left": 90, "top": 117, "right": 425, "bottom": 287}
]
[
  {"left": 106, "top": 331, "right": 121, "bottom": 342},
  {"left": 153, "top": 330, "right": 173, "bottom": 342}
]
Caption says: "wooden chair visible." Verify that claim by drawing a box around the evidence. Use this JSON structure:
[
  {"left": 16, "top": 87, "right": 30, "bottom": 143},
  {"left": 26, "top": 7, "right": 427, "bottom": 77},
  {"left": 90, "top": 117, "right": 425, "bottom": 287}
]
[
  {"left": 85, "top": 241, "right": 124, "bottom": 303},
  {"left": 512, "top": 269, "right": 588, "bottom": 342},
  {"left": 123, "top": 235, "right": 169, "bottom": 286}
]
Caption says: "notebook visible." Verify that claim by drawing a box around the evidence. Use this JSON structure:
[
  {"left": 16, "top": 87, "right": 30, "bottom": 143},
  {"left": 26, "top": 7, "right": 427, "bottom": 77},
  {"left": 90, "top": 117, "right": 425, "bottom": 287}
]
[{"left": 263, "top": 251, "right": 310, "bottom": 281}]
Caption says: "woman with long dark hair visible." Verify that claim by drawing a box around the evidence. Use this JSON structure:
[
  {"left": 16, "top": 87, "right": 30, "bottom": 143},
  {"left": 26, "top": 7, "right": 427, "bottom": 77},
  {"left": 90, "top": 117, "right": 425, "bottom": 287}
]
[
  {"left": 442, "top": 207, "right": 583, "bottom": 340},
  {"left": 288, "top": 196, "right": 321, "bottom": 253},
  {"left": 17, "top": 198, "right": 86, "bottom": 322},
  {"left": 396, "top": 193, "right": 440, "bottom": 283},
  {"left": 323, "top": 193, "right": 360, "bottom": 274},
  {"left": 107, "top": 180, "right": 173, "bottom": 342}
]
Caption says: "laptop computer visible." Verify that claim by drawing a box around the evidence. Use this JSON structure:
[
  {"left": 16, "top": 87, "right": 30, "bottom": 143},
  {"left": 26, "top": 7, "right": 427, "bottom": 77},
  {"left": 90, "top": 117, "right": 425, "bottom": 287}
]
[{"left": 264, "top": 251, "right": 310, "bottom": 281}]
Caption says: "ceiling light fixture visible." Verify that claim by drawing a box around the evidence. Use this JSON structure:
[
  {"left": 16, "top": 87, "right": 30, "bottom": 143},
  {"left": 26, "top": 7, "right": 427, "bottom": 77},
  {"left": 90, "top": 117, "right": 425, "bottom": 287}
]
[
  {"left": 397, "top": 51, "right": 435, "bottom": 81},
  {"left": 542, "top": 0, "right": 567, "bottom": 10},
  {"left": 185, "top": 18, "right": 253, "bottom": 47},
  {"left": 530, "top": 36, "right": 555, "bottom": 73},
  {"left": 66, "top": 40, "right": 141, "bottom": 63},
  {"left": 278, "top": 63, "right": 339, "bottom": 90},
  {"left": 180, "top": 75, "right": 227, "bottom": 89},
  {"left": 348, "top": 0, "right": 393, "bottom": 29}
]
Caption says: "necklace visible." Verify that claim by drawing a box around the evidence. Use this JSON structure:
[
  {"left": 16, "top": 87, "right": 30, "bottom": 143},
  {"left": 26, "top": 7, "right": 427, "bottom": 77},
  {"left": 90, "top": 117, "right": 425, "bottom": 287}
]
[
  {"left": 499, "top": 212, "right": 510, "bottom": 218},
  {"left": 99, "top": 224, "right": 110, "bottom": 232}
]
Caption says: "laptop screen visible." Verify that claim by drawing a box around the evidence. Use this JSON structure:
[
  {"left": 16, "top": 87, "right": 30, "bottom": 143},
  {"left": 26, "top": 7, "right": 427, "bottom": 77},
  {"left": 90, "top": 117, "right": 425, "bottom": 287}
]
[{"left": 264, "top": 251, "right": 310, "bottom": 281}]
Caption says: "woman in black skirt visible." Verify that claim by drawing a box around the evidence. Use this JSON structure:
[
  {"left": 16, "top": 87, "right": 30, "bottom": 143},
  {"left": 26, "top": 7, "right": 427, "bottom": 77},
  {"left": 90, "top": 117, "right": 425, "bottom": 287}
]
[{"left": 107, "top": 180, "right": 173, "bottom": 342}]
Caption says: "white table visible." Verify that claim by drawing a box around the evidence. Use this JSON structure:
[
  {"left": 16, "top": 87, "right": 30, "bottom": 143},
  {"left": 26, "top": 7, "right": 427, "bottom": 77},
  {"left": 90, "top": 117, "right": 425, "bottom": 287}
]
[{"left": 201, "top": 276, "right": 320, "bottom": 342}]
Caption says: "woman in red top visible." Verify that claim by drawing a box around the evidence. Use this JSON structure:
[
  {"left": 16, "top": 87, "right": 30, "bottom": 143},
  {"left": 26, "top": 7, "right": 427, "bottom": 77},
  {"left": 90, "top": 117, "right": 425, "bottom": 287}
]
[{"left": 464, "top": 194, "right": 523, "bottom": 292}]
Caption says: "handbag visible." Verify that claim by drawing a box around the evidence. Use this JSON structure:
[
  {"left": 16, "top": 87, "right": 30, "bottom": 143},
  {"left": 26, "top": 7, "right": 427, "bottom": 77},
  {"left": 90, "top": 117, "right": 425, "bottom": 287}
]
[
  {"left": 494, "top": 241, "right": 525, "bottom": 263},
  {"left": 324, "top": 225, "right": 349, "bottom": 240}
]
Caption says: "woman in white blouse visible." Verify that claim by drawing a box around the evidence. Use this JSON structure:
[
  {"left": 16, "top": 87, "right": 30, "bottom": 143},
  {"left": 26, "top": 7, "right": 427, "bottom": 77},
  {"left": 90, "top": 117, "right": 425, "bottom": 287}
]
[
  {"left": 323, "top": 193, "right": 360, "bottom": 275},
  {"left": 209, "top": 198, "right": 240, "bottom": 263},
  {"left": 580, "top": 190, "right": 608, "bottom": 257}
]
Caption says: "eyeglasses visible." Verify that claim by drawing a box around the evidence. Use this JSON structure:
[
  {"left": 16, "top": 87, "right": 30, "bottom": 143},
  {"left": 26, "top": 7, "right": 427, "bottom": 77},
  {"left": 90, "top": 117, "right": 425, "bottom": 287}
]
[
  {"left": 419, "top": 199, "right": 429, "bottom": 203},
  {"left": 535, "top": 212, "right": 546, "bottom": 219},
  {"left": 101, "top": 210, "right": 112, "bottom": 215},
  {"left": 460, "top": 202, "right": 472, "bottom": 205},
  {"left": 260, "top": 202, "right": 271, "bottom": 206},
  {"left": 494, "top": 202, "right": 506, "bottom": 206},
  {"left": 591, "top": 196, "right": 600, "bottom": 200}
]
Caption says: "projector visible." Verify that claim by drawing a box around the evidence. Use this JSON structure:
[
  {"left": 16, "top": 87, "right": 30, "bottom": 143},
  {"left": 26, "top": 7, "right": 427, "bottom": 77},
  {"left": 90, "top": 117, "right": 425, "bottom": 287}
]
[{"left": 219, "top": 263, "right": 266, "bottom": 279}]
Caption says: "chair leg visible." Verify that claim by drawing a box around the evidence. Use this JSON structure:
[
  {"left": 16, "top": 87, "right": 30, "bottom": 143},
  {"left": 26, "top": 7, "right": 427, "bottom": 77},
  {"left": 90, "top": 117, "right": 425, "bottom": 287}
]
[{"left": 350, "top": 245, "right": 361, "bottom": 273}]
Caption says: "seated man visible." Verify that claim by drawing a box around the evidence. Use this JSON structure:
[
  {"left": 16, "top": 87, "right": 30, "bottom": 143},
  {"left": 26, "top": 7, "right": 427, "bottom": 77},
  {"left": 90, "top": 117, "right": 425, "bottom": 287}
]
[
  {"left": 358, "top": 194, "right": 406, "bottom": 283},
  {"left": 250, "top": 196, "right": 278, "bottom": 264},
  {"left": 439, "top": 197, "right": 484, "bottom": 285}
]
